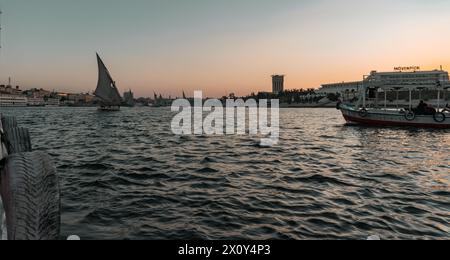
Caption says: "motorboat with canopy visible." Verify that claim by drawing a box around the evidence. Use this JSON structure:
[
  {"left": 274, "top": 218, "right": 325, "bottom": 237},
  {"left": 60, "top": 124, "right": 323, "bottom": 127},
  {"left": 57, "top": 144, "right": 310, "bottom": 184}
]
[{"left": 338, "top": 70, "right": 450, "bottom": 128}]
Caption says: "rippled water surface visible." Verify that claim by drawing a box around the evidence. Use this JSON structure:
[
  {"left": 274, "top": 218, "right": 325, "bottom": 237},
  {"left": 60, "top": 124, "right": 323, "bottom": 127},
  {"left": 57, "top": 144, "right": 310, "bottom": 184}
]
[{"left": 2, "top": 107, "right": 449, "bottom": 240}]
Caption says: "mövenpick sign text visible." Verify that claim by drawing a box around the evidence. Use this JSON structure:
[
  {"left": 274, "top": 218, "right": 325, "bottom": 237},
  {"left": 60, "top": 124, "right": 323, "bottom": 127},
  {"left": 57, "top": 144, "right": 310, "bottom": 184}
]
[{"left": 171, "top": 91, "right": 279, "bottom": 146}]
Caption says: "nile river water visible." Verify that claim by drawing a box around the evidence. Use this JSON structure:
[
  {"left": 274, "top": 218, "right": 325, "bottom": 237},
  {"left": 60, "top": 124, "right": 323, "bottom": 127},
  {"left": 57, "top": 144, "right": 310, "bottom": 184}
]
[{"left": 1, "top": 107, "right": 449, "bottom": 240}]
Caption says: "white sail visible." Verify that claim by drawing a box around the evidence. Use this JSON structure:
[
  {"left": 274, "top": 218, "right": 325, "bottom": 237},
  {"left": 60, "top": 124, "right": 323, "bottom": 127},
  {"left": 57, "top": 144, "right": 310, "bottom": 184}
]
[{"left": 94, "top": 54, "right": 122, "bottom": 105}]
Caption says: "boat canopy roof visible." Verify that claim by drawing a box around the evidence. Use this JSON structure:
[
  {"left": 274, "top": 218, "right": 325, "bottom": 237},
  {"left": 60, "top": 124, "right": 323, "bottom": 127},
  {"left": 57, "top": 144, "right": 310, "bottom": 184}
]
[{"left": 363, "top": 81, "right": 450, "bottom": 91}]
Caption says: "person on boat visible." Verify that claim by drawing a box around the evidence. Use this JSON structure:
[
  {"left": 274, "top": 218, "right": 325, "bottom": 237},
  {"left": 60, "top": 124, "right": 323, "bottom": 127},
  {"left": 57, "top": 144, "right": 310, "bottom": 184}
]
[
  {"left": 415, "top": 100, "right": 428, "bottom": 115},
  {"left": 413, "top": 100, "right": 436, "bottom": 115}
]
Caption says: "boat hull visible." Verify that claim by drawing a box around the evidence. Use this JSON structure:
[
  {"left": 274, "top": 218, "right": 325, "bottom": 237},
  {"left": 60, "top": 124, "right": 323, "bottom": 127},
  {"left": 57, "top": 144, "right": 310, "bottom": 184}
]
[
  {"left": 340, "top": 105, "right": 450, "bottom": 129},
  {"left": 98, "top": 106, "right": 120, "bottom": 112}
]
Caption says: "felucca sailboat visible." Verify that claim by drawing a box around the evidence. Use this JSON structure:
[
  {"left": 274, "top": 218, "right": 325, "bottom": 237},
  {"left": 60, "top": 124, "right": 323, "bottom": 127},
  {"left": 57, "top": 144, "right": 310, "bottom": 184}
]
[{"left": 94, "top": 53, "right": 122, "bottom": 111}]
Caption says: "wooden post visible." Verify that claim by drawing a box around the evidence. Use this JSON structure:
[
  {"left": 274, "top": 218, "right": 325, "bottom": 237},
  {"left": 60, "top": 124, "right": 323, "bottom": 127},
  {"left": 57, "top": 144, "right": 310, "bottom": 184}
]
[
  {"left": 362, "top": 81, "right": 366, "bottom": 108},
  {"left": 437, "top": 90, "right": 441, "bottom": 111},
  {"left": 384, "top": 89, "right": 387, "bottom": 110},
  {"left": 396, "top": 89, "right": 400, "bottom": 109},
  {"left": 409, "top": 88, "right": 412, "bottom": 110}
]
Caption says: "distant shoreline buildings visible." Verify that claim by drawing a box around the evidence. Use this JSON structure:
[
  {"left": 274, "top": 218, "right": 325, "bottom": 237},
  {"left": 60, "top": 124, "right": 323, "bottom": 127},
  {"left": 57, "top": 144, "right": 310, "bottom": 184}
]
[
  {"left": 316, "top": 69, "right": 450, "bottom": 95},
  {"left": 242, "top": 68, "right": 450, "bottom": 108},
  {"left": 1, "top": 68, "right": 449, "bottom": 108},
  {"left": 0, "top": 80, "right": 165, "bottom": 108},
  {"left": 123, "top": 90, "right": 135, "bottom": 107},
  {"left": 314, "top": 68, "right": 450, "bottom": 107},
  {"left": 0, "top": 78, "right": 105, "bottom": 107}
]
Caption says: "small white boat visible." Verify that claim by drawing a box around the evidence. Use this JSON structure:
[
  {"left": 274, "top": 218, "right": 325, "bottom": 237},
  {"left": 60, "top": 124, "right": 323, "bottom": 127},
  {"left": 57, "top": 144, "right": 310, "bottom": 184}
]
[
  {"left": 338, "top": 71, "right": 450, "bottom": 129},
  {"left": 97, "top": 105, "right": 120, "bottom": 112},
  {"left": 94, "top": 53, "right": 122, "bottom": 111}
]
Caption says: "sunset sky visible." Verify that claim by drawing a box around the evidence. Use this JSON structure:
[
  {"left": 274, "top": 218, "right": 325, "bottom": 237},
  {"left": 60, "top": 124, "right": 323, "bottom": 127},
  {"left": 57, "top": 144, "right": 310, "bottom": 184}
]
[{"left": 0, "top": 0, "right": 450, "bottom": 97}]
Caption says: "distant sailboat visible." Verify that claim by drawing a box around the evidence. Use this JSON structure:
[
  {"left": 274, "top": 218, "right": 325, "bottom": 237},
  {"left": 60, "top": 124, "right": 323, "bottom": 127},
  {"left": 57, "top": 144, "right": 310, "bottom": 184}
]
[{"left": 94, "top": 53, "right": 122, "bottom": 111}]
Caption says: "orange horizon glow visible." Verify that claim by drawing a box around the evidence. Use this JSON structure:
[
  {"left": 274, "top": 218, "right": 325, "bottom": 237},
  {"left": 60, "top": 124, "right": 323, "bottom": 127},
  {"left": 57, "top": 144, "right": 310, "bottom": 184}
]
[{"left": 1, "top": 0, "right": 450, "bottom": 98}]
